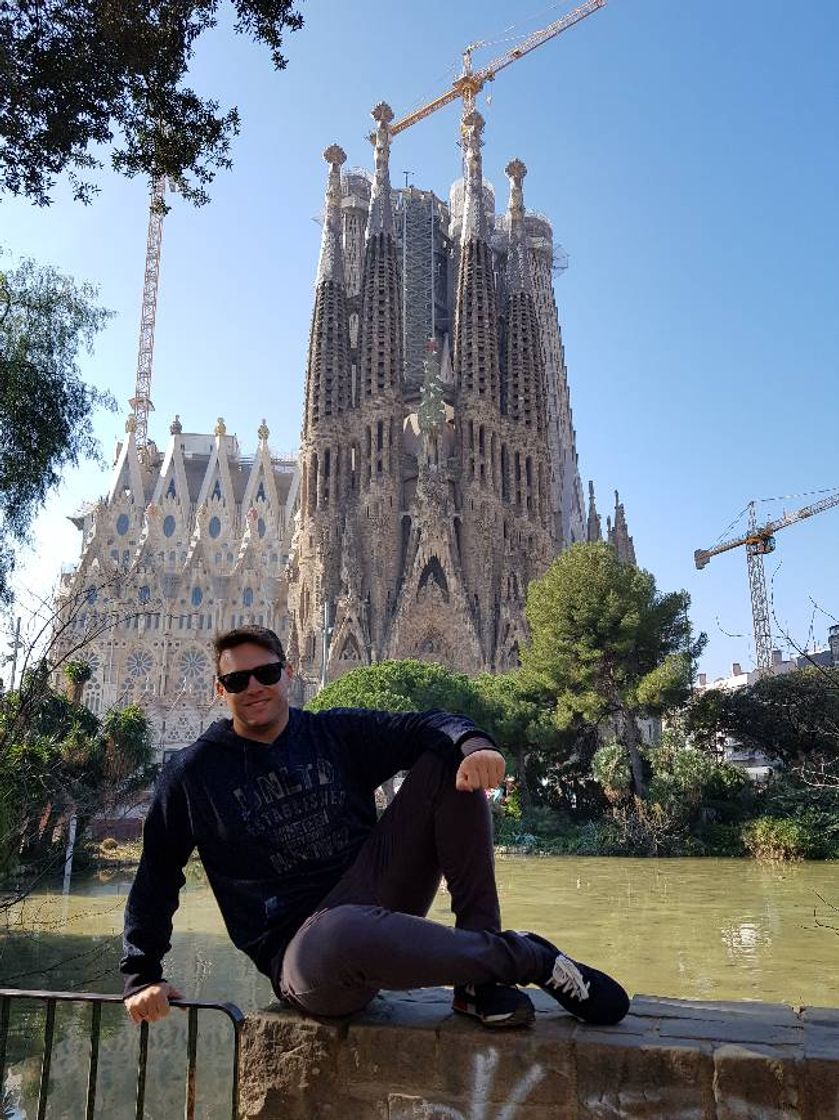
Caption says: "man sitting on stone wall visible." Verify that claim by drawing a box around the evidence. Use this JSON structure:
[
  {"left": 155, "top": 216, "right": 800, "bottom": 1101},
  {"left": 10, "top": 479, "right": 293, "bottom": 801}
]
[{"left": 122, "top": 625, "right": 629, "bottom": 1030}]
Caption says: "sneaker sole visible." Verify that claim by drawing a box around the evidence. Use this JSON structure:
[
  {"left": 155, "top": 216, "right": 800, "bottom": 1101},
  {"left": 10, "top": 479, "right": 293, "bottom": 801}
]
[{"left": 452, "top": 1000, "right": 536, "bottom": 1029}]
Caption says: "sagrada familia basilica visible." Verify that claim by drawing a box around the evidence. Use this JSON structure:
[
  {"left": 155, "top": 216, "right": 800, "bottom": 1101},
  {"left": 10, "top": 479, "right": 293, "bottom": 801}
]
[{"left": 55, "top": 103, "right": 635, "bottom": 761}]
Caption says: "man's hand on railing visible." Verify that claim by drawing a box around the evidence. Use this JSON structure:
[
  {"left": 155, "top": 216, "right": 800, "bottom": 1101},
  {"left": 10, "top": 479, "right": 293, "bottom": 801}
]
[{"left": 124, "top": 981, "right": 184, "bottom": 1024}]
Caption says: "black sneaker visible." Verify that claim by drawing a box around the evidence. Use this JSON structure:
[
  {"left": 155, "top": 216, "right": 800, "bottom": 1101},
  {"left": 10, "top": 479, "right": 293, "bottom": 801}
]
[
  {"left": 523, "top": 932, "right": 630, "bottom": 1026},
  {"left": 452, "top": 982, "right": 535, "bottom": 1029}
]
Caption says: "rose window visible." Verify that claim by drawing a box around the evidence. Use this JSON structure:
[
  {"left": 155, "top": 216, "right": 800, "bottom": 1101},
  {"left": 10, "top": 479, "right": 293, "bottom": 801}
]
[
  {"left": 179, "top": 649, "right": 210, "bottom": 690},
  {"left": 126, "top": 649, "right": 154, "bottom": 677}
]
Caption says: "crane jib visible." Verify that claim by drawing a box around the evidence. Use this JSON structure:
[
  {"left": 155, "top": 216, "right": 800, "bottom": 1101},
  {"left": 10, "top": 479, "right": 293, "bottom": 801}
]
[{"left": 387, "top": 0, "right": 607, "bottom": 138}]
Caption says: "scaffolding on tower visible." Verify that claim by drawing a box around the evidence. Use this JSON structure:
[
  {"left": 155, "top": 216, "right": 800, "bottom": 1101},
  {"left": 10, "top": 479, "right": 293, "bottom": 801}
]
[
  {"left": 130, "top": 176, "right": 167, "bottom": 449},
  {"left": 394, "top": 187, "right": 451, "bottom": 392}
]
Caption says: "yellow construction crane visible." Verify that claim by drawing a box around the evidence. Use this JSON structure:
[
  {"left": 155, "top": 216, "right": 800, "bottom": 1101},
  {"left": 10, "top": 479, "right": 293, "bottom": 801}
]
[
  {"left": 388, "top": 0, "right": 607, "bottom": 137},
  {"left": 695, "top": 491, "right": 839, "bottom": 672}
]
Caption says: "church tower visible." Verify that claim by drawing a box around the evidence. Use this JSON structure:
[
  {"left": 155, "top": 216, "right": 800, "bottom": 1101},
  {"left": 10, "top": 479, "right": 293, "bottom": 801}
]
[
  {"left": 287, "top": 101, "right": 617, "bottom": 694},
  {"left": 452, "top": 110, "right": 505, "bottom": 667},
  {"left": 494, "top": 158, "right": 554, "bottom": 668},
  {"left": 288, "top": 143, "right": 354, "bottom": 680},
  {"left": 353, "top": 104, "right": 406, "bottom": 657}
]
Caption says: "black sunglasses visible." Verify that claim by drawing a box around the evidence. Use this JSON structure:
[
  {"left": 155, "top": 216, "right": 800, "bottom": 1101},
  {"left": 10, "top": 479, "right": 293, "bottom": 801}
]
[{"left": 217, "top": 660, "right": 286, "bottom": 694}]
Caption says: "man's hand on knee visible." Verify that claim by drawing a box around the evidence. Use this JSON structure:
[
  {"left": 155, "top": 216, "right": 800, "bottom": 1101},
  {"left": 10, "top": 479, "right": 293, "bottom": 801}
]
[
  {"left": 455, "top": 748, "right": 505, "bottom": 791},
  {"left": 125, "top": 981, "right": 184, "bottom": 1024}
]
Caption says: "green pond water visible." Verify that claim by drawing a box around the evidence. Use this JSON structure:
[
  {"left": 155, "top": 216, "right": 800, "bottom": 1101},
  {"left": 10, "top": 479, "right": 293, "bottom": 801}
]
[{"left": 0, "top": 855, "right": 836, "bottom": 1117}]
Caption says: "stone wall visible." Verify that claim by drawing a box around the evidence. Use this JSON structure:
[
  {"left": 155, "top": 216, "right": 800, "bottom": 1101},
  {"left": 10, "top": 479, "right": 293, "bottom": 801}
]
[{"left": 238, "top": 988, "right": 838, "bottom": 1119}]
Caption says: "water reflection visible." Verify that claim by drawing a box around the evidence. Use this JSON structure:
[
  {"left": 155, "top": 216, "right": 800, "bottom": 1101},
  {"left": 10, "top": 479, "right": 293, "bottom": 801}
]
[{"left": 1, "top": 856, "right": 836, "bottom": 1116}]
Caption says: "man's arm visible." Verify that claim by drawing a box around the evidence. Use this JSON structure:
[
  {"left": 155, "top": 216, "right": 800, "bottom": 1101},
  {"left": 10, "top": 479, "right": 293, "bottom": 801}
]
[
  {"left": 334, "top": 709, "right": 504, "bottom": 790},
  {"left": 121, "top": 767, "right": 195, "bottom": 1019}
]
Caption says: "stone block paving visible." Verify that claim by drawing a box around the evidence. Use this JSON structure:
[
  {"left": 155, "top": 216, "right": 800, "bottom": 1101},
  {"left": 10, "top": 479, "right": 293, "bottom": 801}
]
[{"left": 239, "top": 988, "right": 839, "bottom": 1119}]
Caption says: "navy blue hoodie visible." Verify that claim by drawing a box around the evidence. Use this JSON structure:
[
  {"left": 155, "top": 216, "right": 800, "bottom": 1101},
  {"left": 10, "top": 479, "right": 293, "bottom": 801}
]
[{"left": 121, "top": 706, "right": 494, "bottom": 995}]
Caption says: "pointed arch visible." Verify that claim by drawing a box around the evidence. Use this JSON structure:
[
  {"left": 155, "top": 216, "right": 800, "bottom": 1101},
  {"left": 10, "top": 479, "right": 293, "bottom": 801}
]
[
  {"left": 337, "top": 633, "right": 362, "bottom": 663},
  {"left": 417, "top": 555, "right": 449, "bottom": 603}
]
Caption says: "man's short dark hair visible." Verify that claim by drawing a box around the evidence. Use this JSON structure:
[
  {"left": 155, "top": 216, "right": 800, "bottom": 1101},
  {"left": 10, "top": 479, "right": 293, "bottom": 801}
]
[{"left": 213, "top": 626, "right": 286, "bottom": 674}]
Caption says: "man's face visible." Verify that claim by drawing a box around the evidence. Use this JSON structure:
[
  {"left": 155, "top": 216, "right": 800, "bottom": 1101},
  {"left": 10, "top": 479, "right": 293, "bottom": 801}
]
[{"left": 215, "top": 642, "right": 292, "bottom": 743}]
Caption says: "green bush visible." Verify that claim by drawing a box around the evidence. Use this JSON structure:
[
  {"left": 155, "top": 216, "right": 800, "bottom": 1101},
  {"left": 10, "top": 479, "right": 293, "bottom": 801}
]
[
  {"left": 700, "top": 822, "right": 747, "bottom": 857},
  {"left": 761, "top": 772, "right": 839, "bottom": 818},
  {"left": 520, "top": 805, "right": 568, "bottom": 840},
  {"left": 492, "top": 816, "right": 540, "bottom": 851},
  {"left": 789, "top": 809, "right": 839, "bottom": 860},
  {"left": 591, "top": 740, "right": 631, "bottom": 797},
  {"left": 557, "top": 819, "right": 610, "bottom": 855},
  {"left": 741, "top": 816, "right": 820, "bottom": 861}
]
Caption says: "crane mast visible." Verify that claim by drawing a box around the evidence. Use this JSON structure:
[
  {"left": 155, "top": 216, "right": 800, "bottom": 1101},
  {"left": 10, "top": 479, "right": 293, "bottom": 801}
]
[
  {"left": 388, "top": 0, "right": 606, "bottom": 137},
  {"left": 129, "top": 176, "right": 166, "bottom": 449},
  {"left": 695, "top": 490, "right": 839, "bottom": 672},
  {"left": 745, "top": 501, "right": 773, "bottom": 672}
]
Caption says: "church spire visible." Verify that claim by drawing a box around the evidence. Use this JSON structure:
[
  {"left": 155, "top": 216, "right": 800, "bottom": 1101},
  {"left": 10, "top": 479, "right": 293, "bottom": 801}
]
[
  {"left": 303, "top": 144, "right": 352, "bottom": 437},
  {"left": 587, "top": 480, "right": 602, "bottom": 542},
  {"left": 504, "top": 158, "right": 531, "bottom": 296},
  {"left": 460, "top": 109, "right": 487, "bottom": 243},
  {"left": 316, "top": 143, "right": 347, "bottom": 285},
  {"left": 453, "top": 109, "right": 499, "bottom": 403},
  {"left": 358, "top": 102, "right": 402, "bottom": 403},
  {"left": 608, "top": 489, "right": 637, "bottom": 565},
  {"left": 501, "top": 158, "right": 545, "bottom": 436},
  {"left": 367, "top": 102, "right": 394, "bottom": 239}
]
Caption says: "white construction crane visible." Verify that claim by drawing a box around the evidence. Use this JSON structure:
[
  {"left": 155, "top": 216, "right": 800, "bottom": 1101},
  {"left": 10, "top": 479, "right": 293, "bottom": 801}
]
[
  {"left": 129, "top": 176, "right": 167, "bottom": 449},
  {"left": 695, "top": 491, "right": 839, "bottom": 672},
  {"left": 387, "top": 0, "right": 606, "bottom": 136}
]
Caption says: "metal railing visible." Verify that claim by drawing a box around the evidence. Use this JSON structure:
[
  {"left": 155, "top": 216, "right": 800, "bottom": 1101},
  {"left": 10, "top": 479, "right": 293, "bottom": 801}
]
[{"left": 0, "top": 988, "right": 244, "bottom": 1120}]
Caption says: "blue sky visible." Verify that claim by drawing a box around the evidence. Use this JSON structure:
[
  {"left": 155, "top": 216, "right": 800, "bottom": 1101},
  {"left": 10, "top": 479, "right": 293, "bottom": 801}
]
[{"left": 4, "top": 0, "right": 838, "bottom": 679}]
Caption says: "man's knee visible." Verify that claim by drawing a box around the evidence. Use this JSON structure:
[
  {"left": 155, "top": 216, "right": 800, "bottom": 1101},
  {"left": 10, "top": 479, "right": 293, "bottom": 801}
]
[
  {"left": 279, "top": 906, "right": 380, "bottom": 1016},
  {"left": 279, "top": 905, "right": 381, "bottom": 1015}
]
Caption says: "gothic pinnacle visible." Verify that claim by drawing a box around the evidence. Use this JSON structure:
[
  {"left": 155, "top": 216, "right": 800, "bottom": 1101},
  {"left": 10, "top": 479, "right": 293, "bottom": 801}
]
[
  {"left": 324, "top": 143, "right": 346, "bottom": 166},
  {"left": 460, "top": 110, "right": 487, "bottom": 243},
  {"left": 505, "top": 157, "right": 531, "bottom": 294},
  {"left": 368, "top": 102, "right": 394, "bottom": 238},
  {"left": 587, "top": 480, "right": 602, "bottom": 543},
  {"left": 258, "top": 418, "right": 270, "bottom": 443},
  {"left": 316, "top": 144, "right": 347, "bottom": 286},
  {"left": 505, "top": 159, "right": 527, "bottom": 220}
]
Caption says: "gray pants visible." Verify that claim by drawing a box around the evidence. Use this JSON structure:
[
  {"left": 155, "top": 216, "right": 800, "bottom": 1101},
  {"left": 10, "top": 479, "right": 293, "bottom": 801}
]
[{"left": 275, "top": 750, "right": 547, "bottom": 1016}]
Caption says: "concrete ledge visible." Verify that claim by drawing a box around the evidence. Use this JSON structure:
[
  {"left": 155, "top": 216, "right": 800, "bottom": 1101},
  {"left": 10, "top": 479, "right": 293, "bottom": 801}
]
[{"left": 238, "top": 989, "right": 839, "bottom": 1119}]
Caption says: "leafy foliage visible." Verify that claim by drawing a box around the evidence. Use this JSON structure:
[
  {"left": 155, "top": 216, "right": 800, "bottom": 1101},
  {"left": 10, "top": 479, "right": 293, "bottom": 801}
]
[
  {"left": 0, "top": 677, "right": 156, "bottom": 877},
  {"left": 522, "top": 542, "right": 703, "bottom": 726},
  {"left": 740, "top": 816, "right": 821, "bottom": 861},
  {"left": 306, "top": 660, "right": 489, "bottom": 726},
  {"left": 63, "top": 659, "right": 93, "bottom": 704},
  {"left": 647, "top": 728, "right": 748, "bottom": 812},
  {"left": 471, "top": 671, "right": 572, "bottom": 807},
  {"left": 0, "top": 0, "right": 304, "bottom": 206},
  {"left": 687, "top": 667, "right": 839, "bottom": 770},
  {"left": 0, "top": 253, "right": 114, "bottom": 600},
  {"left": 591, "top": 739, "right": 632, "bottom": 797},
  {"left": 522, "top": 542, "right": 705, "bottom": 795}
]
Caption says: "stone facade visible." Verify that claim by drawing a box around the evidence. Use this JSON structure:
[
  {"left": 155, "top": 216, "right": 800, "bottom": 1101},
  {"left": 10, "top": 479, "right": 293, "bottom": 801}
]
[
  {"left": 238, "top": 989, "right": 839, "bottom": 1119},
  {"left": 288, "top": 105, "right": 628, "bottom": 697},
  {"left": 53, "top": 416, "right": 296, "bottom": 760}
]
